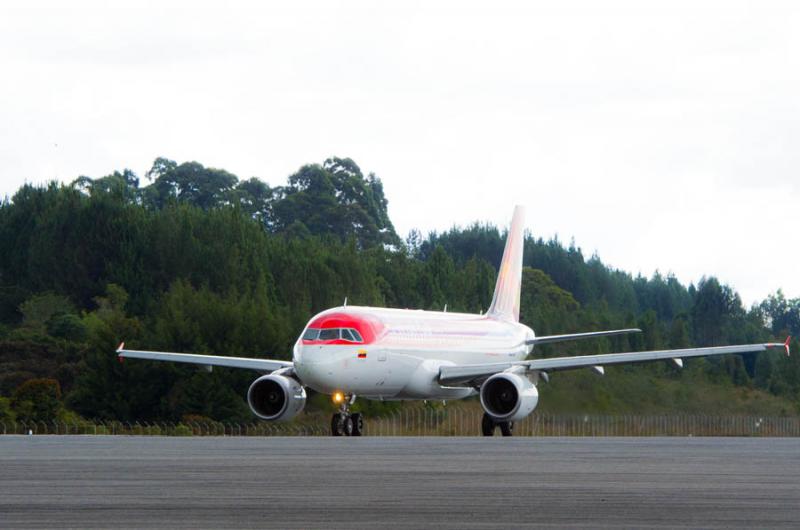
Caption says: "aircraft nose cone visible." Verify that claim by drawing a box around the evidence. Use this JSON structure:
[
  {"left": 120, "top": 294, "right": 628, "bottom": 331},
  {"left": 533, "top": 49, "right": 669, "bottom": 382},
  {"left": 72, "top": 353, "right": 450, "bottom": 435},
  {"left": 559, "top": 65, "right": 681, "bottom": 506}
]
[{"left": 297, "top": 345, "right": 323, "bottom": 365}]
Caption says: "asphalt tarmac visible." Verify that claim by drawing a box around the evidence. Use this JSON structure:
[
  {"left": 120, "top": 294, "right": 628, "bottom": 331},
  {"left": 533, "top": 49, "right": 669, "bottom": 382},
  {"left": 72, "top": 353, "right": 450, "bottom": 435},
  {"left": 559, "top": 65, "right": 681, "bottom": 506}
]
[{"left": 1, "top": 436, "right": 798, "bottom": 529}]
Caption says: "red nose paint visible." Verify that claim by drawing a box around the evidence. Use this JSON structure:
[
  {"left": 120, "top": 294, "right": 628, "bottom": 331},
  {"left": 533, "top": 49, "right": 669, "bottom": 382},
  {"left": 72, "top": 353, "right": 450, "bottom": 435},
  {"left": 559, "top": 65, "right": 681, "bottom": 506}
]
[{"left": 303, "top": 312, "right": 384, "bottom": 345}]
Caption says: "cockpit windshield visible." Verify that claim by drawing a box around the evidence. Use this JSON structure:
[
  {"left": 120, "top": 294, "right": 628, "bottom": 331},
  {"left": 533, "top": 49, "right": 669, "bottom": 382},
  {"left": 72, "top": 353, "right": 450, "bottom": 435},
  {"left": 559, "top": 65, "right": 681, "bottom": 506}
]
[
  {"left": 302, "top": 327, "right": 364, "bottom": 343},
  {"left": 318, "top": 329, "right": 339, "bottom": 341}
]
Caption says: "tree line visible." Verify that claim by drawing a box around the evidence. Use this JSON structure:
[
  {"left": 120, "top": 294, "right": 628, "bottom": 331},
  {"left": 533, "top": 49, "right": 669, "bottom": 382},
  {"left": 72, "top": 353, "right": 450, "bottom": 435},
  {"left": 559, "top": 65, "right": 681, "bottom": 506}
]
[{"left": 0, "top": 156, "right": 797, "bottom": 424}]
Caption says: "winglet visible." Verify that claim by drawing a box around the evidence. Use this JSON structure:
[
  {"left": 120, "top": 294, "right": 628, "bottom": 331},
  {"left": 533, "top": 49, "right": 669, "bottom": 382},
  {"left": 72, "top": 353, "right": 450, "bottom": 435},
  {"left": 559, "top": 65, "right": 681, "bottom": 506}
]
[
  {"left": 785, "top": 336, "right": 791, "bottom": 357},
  {"left": 116, "top": 341, "right": 125, "bottom": 353}
]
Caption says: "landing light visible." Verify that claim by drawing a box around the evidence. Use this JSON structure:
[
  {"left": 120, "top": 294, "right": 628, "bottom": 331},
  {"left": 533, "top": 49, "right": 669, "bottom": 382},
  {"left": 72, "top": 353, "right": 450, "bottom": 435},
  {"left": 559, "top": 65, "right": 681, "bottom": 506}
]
[{"left": 332, "top": 391, "right": 345, "bottom": 405}]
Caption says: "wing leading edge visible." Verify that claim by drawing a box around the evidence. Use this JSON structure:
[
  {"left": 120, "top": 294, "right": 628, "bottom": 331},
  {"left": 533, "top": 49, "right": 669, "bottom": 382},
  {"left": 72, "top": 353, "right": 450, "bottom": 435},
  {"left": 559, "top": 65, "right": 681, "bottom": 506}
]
[
  {"left": 439, "top": 338, "right": 791, "bottom": 387},
  {"left": 116, "top": 343, "right": 292, "bottom": 372}
]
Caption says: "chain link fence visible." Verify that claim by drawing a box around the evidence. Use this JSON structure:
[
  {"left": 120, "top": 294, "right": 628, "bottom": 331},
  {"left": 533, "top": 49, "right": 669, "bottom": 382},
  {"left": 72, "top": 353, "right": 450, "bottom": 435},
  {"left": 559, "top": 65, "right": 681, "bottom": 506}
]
[
  {"left": 2, "top": 409, "right": 799, "bottom": 437},
  {"left": 364, "top": 409, "right": 800, "bottom": 437}
]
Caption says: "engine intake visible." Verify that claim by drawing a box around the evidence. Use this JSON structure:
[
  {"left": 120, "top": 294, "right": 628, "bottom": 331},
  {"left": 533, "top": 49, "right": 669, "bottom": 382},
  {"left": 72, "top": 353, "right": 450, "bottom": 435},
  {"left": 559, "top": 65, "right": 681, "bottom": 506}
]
[
  {"left": 480, "top": 372, "right": 538, "bottom": 422},
  {"left": 247, "top": 374, "right": 306, "bottom": 421}
]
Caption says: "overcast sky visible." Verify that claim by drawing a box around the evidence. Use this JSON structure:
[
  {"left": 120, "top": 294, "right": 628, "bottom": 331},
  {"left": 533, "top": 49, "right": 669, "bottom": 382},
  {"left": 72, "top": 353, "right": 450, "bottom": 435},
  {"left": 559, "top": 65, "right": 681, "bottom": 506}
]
[{"left": 1, "top": 1, "right": 797, "bottom": 305}]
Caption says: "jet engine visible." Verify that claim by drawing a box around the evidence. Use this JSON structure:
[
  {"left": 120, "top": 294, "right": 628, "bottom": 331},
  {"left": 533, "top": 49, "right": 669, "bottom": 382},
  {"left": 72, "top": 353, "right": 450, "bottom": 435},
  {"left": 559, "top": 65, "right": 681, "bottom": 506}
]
[
  {"left": 479, "top": 372, "right": 539, "bottom": 422},
  {"left": 247, "top": 374, "right": 306, "bottom": 421}
]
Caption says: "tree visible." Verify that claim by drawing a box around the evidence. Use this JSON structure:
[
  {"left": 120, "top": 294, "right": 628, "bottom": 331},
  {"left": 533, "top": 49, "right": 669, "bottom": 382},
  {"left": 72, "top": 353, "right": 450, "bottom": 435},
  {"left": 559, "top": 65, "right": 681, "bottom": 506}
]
[
  {"left": 233, "top": 177, "right": 273, "bottom": 225},
  {"left": 668, "top": 314, "right": 690, "bottom": 349},
  {"left": 19, "top": 293, "right": 74, "bottom": 332},
  {"left": 0, "top": 396, "right": 15, "bottom": 423},
  {"left": 12, "top": 378, "right": 63, "bottom": 422},
  {"left": 143, "top": 159, "right": 238, "bottom": 210},
  {"left": 519, "top": 267, "right": 580, "bottom": 341},
  {"left": 271, "top": 158, "right": 400, "bottom": 248},
  {"left": 691, "top": 277, "right": 743, "bottom": 347},
  {"left": 761, "top": 290, "right": 800, "bottom": 337},
  {"left": 66, "top": 285, "right": 154, "bottom": 421},
  {"left": 638, "top": 309, "right": 664, "bottom": 351}
]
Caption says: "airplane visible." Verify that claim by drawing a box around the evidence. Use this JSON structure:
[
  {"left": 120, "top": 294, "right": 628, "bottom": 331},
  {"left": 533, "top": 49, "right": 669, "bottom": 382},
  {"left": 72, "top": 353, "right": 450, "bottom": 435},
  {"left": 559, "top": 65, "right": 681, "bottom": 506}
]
[{"left": 116, "top": 206, "right": 791, "bottom": 436}]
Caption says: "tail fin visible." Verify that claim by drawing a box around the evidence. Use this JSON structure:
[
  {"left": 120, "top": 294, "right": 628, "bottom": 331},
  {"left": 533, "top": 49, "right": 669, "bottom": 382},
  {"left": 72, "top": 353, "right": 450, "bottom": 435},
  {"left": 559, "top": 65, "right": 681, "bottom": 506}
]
[{"left": 487, "top": 205, "right": 525, "bottom": 322}]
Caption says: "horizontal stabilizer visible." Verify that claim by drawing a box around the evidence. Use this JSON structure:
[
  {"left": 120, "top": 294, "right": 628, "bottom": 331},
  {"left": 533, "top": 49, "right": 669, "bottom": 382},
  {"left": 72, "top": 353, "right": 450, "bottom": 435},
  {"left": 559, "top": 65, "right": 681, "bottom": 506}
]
[{"left": 527, "top": 328, "right": 641, "bottom": 345}]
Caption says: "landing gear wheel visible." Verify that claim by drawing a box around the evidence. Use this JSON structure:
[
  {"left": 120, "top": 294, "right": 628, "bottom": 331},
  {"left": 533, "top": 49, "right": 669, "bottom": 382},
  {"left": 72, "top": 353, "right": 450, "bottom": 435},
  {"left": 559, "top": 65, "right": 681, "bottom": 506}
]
[
  {"left": 330, "top": 394, "right": 361, "bottom": 437},
  {"left": 343, "top": 415, "right": 354, "bottom": 436},
  {"left": 331, "top": 413, "right": 345, "bottom": 436},
  {"left": 351, "top": 413, "right": 364, "bottom": 436},
  {"left": 481, "top": 413, "right": 495, "bottom": 436},
  {"left": 499, "top": 421, "right": 514, "bottom": 437}
]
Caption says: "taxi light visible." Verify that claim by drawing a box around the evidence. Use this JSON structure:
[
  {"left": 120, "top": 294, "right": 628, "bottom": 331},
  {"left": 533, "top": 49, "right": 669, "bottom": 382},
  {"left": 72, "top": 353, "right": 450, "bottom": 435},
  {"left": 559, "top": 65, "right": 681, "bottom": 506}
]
[{"left": 332, "top": 391, "right": 345, "bottom": 405}]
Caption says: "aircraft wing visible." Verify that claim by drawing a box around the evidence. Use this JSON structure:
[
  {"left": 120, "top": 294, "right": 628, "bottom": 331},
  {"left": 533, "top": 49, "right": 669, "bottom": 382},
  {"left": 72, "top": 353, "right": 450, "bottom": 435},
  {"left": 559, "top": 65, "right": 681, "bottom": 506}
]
[
  {"left": 116, "top": 343, "right": 292, "bottom": 372},
  {"left": 528, "top": 328, "right": 641, "bottom": 345},
  {"left": 438, "top": 338, "right": 791, "bottom": 387}
]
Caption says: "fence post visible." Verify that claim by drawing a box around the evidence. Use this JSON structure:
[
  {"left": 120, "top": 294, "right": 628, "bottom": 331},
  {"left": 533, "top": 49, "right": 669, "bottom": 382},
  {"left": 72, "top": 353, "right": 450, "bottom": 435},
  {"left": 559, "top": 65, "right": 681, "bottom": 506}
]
[{"left": 427, "top": 407, "right": 432, "bottom": 436}]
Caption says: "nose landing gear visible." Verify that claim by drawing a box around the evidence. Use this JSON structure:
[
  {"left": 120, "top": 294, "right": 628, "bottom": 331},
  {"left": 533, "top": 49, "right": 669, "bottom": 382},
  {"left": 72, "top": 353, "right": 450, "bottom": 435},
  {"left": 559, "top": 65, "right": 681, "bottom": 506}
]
[{"left": 330, "top": 393, "right": 363, "bottom": 436}]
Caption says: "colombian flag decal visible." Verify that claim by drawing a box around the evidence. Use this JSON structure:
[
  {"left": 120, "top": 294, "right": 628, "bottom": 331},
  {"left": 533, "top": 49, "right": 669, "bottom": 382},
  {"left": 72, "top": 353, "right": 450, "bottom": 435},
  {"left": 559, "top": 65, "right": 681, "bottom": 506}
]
[{"left": 357, "top": 349, "right": 367, "bottom": 359}]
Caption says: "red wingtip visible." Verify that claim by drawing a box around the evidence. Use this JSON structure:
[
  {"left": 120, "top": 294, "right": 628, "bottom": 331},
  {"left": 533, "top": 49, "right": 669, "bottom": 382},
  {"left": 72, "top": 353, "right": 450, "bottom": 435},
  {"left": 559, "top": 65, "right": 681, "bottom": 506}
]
[{"left": 785, "top": 336, "right": 791, "bottom": 357}]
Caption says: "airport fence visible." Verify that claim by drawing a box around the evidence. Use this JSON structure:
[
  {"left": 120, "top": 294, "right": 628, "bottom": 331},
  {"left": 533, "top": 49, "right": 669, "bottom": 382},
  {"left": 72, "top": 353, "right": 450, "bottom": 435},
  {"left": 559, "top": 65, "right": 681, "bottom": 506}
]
[{"left": 1, "top": 409, "right": 799, "bottom": 437}]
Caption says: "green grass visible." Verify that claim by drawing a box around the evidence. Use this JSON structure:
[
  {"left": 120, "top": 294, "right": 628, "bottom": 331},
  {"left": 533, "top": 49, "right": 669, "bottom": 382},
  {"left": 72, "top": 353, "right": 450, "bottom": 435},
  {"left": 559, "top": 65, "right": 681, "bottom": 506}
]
[{"left": 536, "top": 366, "right": 799, "bottom": 416}]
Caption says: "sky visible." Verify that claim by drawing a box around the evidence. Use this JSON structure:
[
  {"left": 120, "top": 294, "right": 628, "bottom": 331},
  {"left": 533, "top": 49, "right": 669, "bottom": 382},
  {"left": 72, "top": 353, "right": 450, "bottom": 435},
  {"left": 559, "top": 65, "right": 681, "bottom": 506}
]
[{"left": 1, "top": 0, "right": 798, "bottom": 306}]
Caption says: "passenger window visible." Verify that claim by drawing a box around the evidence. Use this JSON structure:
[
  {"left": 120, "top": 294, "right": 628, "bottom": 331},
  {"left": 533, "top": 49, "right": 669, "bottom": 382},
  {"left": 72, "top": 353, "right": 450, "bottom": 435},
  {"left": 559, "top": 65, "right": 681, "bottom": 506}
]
[
  {"left": 350, "top": 329, "right": 364, "bottom": 343},
  {"left": 302, "top": 328, "right": 320, "bottom": 340},
  {"left": 318, "top": 329, "right": 339, "bottom": 341}
]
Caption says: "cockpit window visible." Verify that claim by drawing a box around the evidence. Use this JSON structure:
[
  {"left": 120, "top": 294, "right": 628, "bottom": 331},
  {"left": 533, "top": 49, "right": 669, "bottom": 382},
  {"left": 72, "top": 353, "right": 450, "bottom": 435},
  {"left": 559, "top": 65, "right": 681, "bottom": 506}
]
[
  {"left": 318, "top": 328, "right": 339, "bottom": 341},
  {"left": 303, "top": 327, "right": 366, "bottom": 343},
  {"left": 302, "top": 328, "right": 319, "bottom": 340}
]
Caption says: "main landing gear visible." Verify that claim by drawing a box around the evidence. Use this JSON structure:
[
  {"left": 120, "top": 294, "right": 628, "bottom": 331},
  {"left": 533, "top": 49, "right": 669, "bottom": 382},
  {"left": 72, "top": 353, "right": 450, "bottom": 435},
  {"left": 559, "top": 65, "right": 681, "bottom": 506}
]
[
  {"left": 481, "top": 412, "right": 514, "bottom": 437},
  {"left": 330, "top": 392, "right": 363, "bottom": 437}
]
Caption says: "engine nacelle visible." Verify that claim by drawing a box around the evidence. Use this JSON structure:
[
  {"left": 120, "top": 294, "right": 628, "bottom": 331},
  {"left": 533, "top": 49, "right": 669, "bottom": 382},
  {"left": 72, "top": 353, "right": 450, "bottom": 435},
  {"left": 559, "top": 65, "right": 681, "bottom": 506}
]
[
  {"left": 247, "top": 374, "right": 306, "bottom": 421},
  {"left": 479, "top": 372, "right": 539, "bottom": 422}
]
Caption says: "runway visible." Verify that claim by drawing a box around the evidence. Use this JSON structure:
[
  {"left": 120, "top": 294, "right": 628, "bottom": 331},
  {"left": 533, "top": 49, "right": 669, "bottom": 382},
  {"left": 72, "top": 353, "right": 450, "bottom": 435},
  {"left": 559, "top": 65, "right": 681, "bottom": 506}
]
[{"left": 1, "top": 436, "right": 798, "bottom": 529}]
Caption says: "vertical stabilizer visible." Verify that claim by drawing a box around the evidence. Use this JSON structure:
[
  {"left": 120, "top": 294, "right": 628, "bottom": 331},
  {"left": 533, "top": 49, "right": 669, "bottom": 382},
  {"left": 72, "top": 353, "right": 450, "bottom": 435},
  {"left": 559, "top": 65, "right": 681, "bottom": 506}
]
[{"left": 487, "top": 205, "right": 525, "bottom": 322}]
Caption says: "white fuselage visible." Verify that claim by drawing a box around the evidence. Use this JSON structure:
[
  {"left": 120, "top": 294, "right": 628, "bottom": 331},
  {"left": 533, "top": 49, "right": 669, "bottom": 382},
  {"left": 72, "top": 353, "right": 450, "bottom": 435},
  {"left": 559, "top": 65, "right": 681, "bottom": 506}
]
[{"left": 293, "top": 306, "right": 535, "bottom": 400}]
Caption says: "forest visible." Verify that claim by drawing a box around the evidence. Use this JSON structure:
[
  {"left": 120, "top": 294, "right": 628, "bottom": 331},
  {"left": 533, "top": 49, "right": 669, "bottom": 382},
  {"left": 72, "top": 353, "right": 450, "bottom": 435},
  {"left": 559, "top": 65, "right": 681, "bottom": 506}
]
[{"left": 0, "top": 156, "right": 798, "bottom": 425}]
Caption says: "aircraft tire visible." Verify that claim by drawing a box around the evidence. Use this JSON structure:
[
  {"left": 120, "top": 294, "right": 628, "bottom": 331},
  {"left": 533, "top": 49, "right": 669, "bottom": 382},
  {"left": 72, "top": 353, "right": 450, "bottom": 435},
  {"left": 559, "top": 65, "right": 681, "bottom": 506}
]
[
  {"left": 343, "top": 415, "right": 354, "bottom": 436},
  {"left": 331, "top": 413, "right": 345, "bottom": 436},
  {"left": 499, "top": 421, "right": 514, "bottom": 437},
  {"left": 481, "top": 413, "right": 495, "bottom": 436},
  {"left": 351, "top": 413, "right": 364, "bottom": 436}
]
